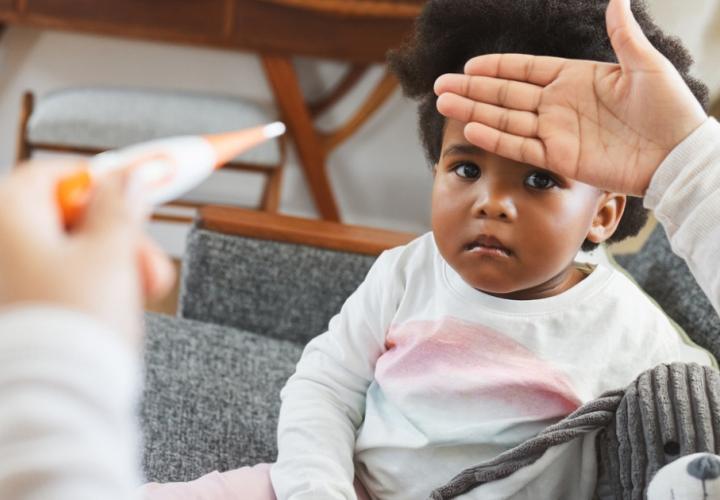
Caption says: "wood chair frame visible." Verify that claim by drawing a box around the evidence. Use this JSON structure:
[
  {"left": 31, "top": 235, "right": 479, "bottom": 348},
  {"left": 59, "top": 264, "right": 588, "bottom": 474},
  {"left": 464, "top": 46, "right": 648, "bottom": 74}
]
[{"left": 199, "top": 204, "right": 416, "bottom": 256}]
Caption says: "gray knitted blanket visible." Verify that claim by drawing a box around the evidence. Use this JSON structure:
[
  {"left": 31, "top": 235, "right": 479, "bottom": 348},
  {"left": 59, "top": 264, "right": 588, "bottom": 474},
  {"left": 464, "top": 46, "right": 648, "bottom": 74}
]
[{"left": 430, "top": 363, "right": 720, "bottom": 500}]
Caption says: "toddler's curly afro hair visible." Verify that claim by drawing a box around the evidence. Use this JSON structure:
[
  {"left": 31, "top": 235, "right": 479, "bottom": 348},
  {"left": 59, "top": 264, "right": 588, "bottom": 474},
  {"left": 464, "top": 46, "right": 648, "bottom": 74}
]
[{"left": 388, "top": 0, "right": 709, "bottom": 248}]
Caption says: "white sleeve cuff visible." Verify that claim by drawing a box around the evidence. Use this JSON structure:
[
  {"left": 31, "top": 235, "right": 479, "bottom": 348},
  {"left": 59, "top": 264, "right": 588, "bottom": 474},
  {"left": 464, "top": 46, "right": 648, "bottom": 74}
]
[
  {"left": 645, "top": 117, "right": 720, "bottom": 232},
  {"left": 0, "top": 306, "right": 142, "bottom": 500}
]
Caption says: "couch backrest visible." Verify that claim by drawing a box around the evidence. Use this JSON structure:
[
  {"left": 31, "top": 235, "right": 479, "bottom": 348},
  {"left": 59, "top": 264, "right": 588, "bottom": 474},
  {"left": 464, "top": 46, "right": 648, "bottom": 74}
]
[
  {"left": 178, "top": 207, "right": 416, "bottom": 345},
  {"left": 615, "top": 226, "right": 720, "bottom": 361},
  {"left": 179, "top": 227, "right": 376, "bottom": 345}
]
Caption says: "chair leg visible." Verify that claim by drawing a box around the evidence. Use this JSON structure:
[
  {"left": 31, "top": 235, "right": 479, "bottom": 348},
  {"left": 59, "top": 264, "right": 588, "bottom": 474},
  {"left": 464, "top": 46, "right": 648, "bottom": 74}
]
[
  {"left": 259, "top": 136, "right": 287, "bottom": 212},
  {"left": 261, "top": 54, "right": 340, "bottom": 221},
  {"left": 15, "top": 91, "right": 34, "bottom": 166},
  {"left": 260, "top": 167, "right": 283, "bottom": 212}
]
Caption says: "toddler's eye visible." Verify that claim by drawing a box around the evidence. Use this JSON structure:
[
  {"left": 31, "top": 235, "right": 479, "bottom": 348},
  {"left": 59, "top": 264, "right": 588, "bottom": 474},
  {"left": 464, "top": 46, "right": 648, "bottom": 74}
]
[
  {"left": 525, "top": 171, "right": 557, "bottom": 189},
  {"left": 453, "top": 163, "right": 480, "bottom": 179}
]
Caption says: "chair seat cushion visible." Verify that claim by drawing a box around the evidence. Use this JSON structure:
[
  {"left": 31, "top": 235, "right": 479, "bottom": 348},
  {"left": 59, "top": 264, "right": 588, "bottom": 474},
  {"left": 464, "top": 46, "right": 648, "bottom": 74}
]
[
  {"left": 141, "top": 312, "right": 302, "bottom": 482},
  {"left": 28, "top": 87, "right": 282, "bottom": 166}
]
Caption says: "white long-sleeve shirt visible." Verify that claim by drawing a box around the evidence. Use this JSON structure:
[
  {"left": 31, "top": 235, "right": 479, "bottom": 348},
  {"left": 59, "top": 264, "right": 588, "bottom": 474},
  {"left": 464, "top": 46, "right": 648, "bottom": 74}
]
[
  {"left": 271, "top": 231, "right": 713, "bottom": 498},
  {"left": 0, "top": 307, "right": 141, "bottom": 500}
]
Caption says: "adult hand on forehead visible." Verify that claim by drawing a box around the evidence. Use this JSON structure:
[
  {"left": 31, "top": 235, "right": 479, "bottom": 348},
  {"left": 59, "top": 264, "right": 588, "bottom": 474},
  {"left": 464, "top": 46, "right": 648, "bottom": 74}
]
[
  {"left": 0, "top": 162, "right": 175, "bottom": 349},
  {"left": 433, "top": 0, "right": 707, "bottom": 196}
]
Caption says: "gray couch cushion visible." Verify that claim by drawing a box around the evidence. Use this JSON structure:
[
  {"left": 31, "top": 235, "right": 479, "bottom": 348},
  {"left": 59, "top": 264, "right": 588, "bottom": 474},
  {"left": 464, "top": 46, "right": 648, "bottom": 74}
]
[
  {"left": 615, "top": 226, "right": 720, "bottom": 361},
  {"left": 178, "top": 226, "right": 377, "bottom": 345},
  {"left": 28, "top": 87, "right": 282, "bottom": 165},
  {"left": 140, "top": 312, "right": 302, "bottom": 483}
]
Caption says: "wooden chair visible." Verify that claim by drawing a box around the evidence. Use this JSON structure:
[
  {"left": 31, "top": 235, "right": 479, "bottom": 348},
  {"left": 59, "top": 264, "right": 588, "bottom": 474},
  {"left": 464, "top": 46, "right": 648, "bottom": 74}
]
[
  {"left": 16, "top": 88, "right": 286, "bottom": 222},
  {"left": 3, "top": 0, "right": 424, "bottom": 221}
]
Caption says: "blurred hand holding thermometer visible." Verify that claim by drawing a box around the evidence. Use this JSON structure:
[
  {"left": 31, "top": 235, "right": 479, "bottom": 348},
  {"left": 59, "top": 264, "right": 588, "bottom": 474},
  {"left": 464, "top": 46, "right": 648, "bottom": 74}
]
[{"left": 57, "top": 121, "right": 287, "bottom": 227}]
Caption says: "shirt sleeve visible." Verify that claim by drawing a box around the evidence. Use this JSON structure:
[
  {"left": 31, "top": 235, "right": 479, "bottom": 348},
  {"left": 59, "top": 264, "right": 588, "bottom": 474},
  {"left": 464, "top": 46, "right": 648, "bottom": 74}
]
[
  {"left": 0, "top": 306, "right": 141, "bottom": 500},
  {"left": 270, "top": 250, "right": 402, "bottom": 500},
  {"left": 644, "top": 117, "right": 720, "bottom": 318}
]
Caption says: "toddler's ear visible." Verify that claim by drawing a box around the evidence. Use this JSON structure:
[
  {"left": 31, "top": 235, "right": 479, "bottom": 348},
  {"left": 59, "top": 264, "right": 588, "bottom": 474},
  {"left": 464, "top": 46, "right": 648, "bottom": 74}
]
[{"left": 586, "top": 193, "right": 626, "bottom": 244}]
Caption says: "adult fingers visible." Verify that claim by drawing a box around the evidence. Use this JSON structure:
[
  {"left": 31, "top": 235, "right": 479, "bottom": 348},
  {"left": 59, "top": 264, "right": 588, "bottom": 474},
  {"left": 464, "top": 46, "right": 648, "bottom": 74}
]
[
  {"left": 464, "top": 122, "right": 547, "bottom": 169},
  {"left": 434, "top": 74, "right": 543, "bottom": 112},
  {"left": 11, "top": 159, "right": 86, "bottom": 182},
  {"left": 10, "top": 160, "right": 88, "bottom": 206},
  {"left": 0, "top": 161, "right": 86, "bottom": 240},
  {"left": 437, "top": 93, "right": 539, "bottom": 138},
  {"left": 463, "top": 53, "right": 566, "bottom": 86},
  {"left": 137, "top": 236, "right": 176, "bottom": 302},
  {"left": 77, "top": 169, "right": 143, "bottom": 250}
]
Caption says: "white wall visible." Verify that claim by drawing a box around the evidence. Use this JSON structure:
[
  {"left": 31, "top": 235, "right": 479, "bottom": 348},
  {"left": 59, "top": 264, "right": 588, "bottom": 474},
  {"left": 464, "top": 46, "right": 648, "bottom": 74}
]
[
  {"left": 0, "top": 26, "right": 433, "bottom": 255},
  {"left": 646, "top": 0, "right": 720, "bottom": 100}
]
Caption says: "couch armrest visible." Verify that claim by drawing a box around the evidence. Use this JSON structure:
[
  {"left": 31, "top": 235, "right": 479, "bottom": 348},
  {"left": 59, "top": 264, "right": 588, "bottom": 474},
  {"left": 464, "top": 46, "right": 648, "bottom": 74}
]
[{"left": 199, "top": 205, "right": 416, "bottom": 256}]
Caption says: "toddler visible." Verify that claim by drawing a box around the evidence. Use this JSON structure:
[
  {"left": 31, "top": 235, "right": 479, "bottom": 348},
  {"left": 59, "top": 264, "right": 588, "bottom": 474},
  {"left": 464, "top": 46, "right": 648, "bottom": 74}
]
[{"left": 142, "top": 0, "right": 714, "bottom": 498}]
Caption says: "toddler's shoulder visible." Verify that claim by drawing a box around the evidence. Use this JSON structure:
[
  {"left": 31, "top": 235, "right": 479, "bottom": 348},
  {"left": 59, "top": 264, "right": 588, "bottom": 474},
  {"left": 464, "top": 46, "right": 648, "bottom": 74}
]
[
  {"left": 584, "top": 263, "right": 677, "bottom": 331},
  {"left": 364, "top": 232, "right": 442, "bottom": 299},
  {"left": 374, "top": 231, "right": 438, "bottom": 273},
  {"left": 602, "top": 264, "right": 713, "bottom": 359},
  {"left": 601, "top": 262, "right": 664, "bottom": 308}
]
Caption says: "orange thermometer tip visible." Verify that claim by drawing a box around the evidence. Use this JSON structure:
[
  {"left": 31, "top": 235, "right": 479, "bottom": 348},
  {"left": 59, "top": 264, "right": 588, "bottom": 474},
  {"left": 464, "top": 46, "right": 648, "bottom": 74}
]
[{"left": 204, "top": 121, "right": 287, "bottom": 169}]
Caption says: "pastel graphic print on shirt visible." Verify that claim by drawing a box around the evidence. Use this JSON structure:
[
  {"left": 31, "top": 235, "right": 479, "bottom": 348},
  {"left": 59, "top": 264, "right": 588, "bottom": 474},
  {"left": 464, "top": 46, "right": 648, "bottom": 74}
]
[{"left": 374, "top": 316, "right": 582, "bottom": 442}]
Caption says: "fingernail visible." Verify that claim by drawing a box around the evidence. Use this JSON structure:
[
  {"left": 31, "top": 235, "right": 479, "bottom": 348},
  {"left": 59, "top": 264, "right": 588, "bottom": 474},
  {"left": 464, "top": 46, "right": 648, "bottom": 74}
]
[{"left": 433, "top": 75, "right": 445, "bottom": 94}]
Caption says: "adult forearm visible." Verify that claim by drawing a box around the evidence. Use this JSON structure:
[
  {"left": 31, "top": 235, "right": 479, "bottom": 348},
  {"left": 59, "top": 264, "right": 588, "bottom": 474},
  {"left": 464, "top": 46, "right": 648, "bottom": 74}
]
[
  {"left": 0, "top": 307, "right": 141, "bottom": 500},
  {"left": 645, "top": 117, "right": 720, "bottom": 316}
]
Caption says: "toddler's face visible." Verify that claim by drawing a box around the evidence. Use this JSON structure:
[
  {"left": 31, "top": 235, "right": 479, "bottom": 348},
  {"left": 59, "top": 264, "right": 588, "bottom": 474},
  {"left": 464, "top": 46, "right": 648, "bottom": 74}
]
[{"left": 431, "top": 119, "right": 622, "bottom": 300}]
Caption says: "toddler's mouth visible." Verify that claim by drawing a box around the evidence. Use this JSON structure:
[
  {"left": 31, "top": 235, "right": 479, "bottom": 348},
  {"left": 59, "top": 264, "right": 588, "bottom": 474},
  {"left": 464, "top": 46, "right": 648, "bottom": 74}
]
[{"left": 465, "top": 235, "right": 512, "bottom": 257}]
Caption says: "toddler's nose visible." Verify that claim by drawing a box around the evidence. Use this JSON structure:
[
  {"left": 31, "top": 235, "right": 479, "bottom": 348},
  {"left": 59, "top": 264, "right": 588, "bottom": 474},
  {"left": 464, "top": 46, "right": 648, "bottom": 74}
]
[{"left": 472, "top": 187, "right": 517, "bottom": 221}]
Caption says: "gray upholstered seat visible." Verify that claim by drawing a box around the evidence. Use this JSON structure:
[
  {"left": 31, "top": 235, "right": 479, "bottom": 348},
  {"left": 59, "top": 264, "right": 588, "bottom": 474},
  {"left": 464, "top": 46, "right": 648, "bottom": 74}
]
[
  {"left": 27, "top": 87, "right": 282, "bottom": 166},
  {"left": 141, "top": 313, "right": 302, "bottom": 482}
]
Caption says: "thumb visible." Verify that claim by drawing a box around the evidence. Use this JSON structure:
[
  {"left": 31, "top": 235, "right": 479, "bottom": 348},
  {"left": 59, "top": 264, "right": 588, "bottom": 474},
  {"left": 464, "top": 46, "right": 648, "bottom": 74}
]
[
  {"left": 606, "top": 0, "right": 663, "bottom": 71},
  {"left": 137, "top": 236, "right": 176, "bottom": 302}
]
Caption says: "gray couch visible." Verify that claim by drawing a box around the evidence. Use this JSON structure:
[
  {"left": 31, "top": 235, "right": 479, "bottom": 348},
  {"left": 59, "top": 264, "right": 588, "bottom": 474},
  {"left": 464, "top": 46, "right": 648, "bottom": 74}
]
[
  {"left": 139, "top": 208, "right": 720, "bottom": 489},
  {"left": 140, "top": 206, "right": 413, "bottom": 483}
]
